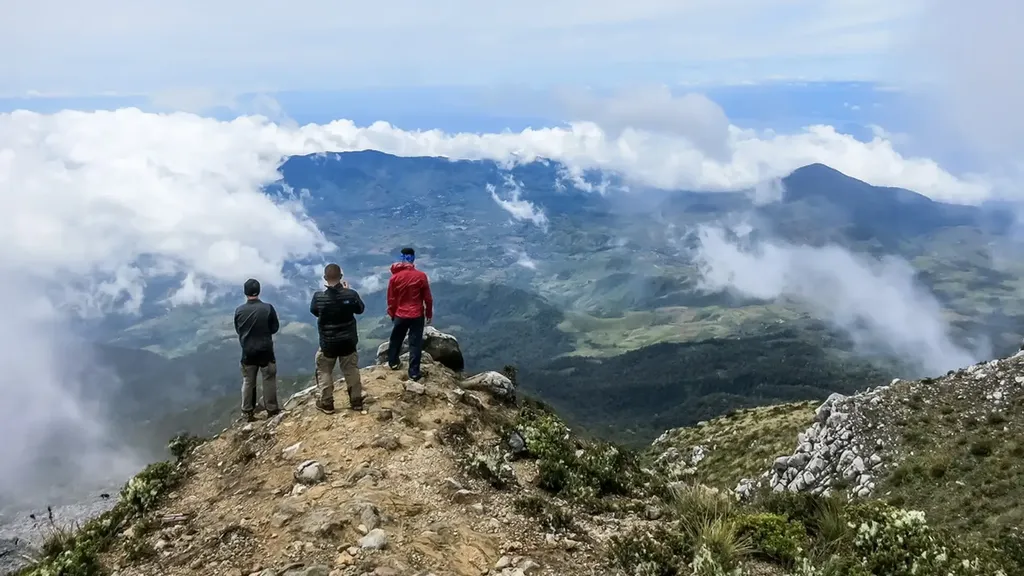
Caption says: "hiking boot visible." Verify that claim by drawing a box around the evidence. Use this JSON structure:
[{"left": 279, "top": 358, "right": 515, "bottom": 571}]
[
  {"left": 388, "top": 361, "right": 401, "bottom": 370},
  {"left": 315, "top": 399, "right": 335, "bottom": 414},
  {"left": 350, "top": 398, "right": 365, "bottom": 412},
  {"left": 240, "top": 412, "right": 256, "bottom": 423},
  {"left": 265, "top": 409, "right": 282, "bottom": 418}
]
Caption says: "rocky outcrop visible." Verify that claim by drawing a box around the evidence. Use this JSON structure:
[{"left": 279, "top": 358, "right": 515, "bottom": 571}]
[
  {"left": 376, "top": 326, "right": 465, "bottom": 372},
  {"left": 734, "top": 352, "right": 1024, "bottom": 501},
  {"left": 736, "top": 391, "right": 886, "bottom": 499},
  {"left": 461, "top": 371, "right": 515, "bottom": 402}
]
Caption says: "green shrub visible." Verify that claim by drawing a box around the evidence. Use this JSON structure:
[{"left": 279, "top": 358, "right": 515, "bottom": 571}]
[
  {"left": 512, "top": 495, "right": 577, "bottom": 533},
  {"left": 516, "top": 407, "right": 648, "bottom": 501},
  {"left": 167, "top": 432, "right": 205, "bottom": 461},
  {"left": 607, "top": 525, "right": 691, "bottom": 576},
  {"left": 846, "top": 502, "right": 1007, "bottom": 576},
  {"left": 735, "top": 513, "right": 807, "bottom": 564}
]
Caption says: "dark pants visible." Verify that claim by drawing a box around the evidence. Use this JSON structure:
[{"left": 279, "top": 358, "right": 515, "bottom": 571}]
[{"left": 388, "top": 316, "right": 426, "bottom": 379}]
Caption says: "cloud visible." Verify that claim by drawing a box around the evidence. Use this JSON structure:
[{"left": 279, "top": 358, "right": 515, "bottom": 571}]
[
  {"left": 503, "top": 247, "right": 539, "bottom": 271},
  {"left": 1, "top": 109, "right": 335, "bottom": 314},
  {"left": 487, "top": 177, "right": 549, "bottom": 228},
  {"left": 897, "top": 0, "right": 1024, "bottom": 187},
  {"left": 2, "top": 0, "right": 918, "bottom": 94},
  {"left": 557, "top": 86, "right": 732, "bottom": 161},
  {"left": 0, "top": 275, "right": 144, "bottom": 505},
  {"left": 0, "top": 108, "right": 336, "bottom": 505},
  {"left": 693, "top": 224, "right": 982, "bottom": 375},
  {"left": 357, "top": 272, "right": 389, "bottom": 295}
]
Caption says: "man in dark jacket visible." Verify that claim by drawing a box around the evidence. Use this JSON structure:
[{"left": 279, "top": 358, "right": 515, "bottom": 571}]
[
  {"left": 234, "top": 278, "right": 280, "bottom": 422},
  {"left": 310, "top": 263, "right": 366, "bottom": 414},
  {"left": 386, "top": 247, "right": 433, "bottom": 381}
]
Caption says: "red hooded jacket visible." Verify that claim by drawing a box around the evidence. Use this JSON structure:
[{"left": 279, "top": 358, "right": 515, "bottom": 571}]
[{"left": 387, "top": 262, "right": 433, "bottom": 320}]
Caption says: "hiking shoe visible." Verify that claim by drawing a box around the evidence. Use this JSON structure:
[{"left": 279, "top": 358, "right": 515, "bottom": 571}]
[
  {"left": 388, "top": 361, "right": 401, "bottom": 370},
  {"left": 240, "top": 412, "right": 256, "bottom": 423},
  {"left": 350, "top": 399, "right": 365, "bottom": 412},
  {"left": 265, "top": 409, "right": 282, "bottom": 418},
  {"left": 315, "top": 400, "right": 335, "bottom": 414}
]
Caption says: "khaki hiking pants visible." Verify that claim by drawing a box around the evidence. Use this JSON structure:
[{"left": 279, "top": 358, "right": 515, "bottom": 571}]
[
  {"left": 241, "top": 362, "right": 279, "bottom": 414},
  {"left": 314, "top": 348, "right": 362, "bottom": 408}
]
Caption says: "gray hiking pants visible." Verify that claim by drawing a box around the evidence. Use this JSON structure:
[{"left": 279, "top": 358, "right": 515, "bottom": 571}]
[{"left": 241, "top": 362, "right": 279, "bottom": 414}]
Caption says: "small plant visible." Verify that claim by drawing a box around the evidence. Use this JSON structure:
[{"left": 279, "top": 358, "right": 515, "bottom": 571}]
[
  {"left": 969, "top": 438, "right": 995, "bottom": 458},
  {"left": 687, "top": 517, "right": 751, "bottom": 575},
  {"left": 607, "top": 525, "right": 691, "bottom": 576},
  {"left": 670, "top": 483, "right": 735, "bottom": 525},
  {"left": 735, "top": 513, "right": 807, "bottom": 564},
  {"left": 167, "top": 432, "right": 205, "bottom": 461},
  {"left": 464, "top": 445, "right": 518, "bottom": 490},
  {"left": 512, "top": 495, "right": 577, "bottom": 533},
  {"left": 502, "top": 364, "right": 518, "bottom": 387}
]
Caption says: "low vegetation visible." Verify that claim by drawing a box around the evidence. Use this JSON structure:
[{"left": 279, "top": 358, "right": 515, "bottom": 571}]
[
  {"left": 608, "top": 488, "right": 1013, "bottom": 576},
  {"left": 650, "top": 402, "right": 817, "bottom": 488},
  {"left": 17, "top": 434, "right": 205, "bottom": 576}
]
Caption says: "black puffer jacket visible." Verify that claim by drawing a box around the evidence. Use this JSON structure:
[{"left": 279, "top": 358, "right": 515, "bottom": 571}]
[{"left": 310, "top": 284, "right": 366, "bottom": 357}]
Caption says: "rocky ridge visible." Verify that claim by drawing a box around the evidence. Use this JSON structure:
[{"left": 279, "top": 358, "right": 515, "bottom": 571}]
[{"left": 16, "top": 333, "right": 1024, "bottom": 576}]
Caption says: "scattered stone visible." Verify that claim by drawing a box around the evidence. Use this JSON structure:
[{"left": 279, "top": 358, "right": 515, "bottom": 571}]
[
  {"left": 371, "top": 434, "right": 401, "bottom": 451},
  {"left": 282, "top": 442, "right": 303, "bottom": 459},
  {"left": 461, "top": 392, "right": 488, "bottom": 411},
  {"left": 404, "top": 380, "right": 427, "bottom": 395},
  {"left": 294, "top": 460, "right": 326, "bottom": 485},
  {"left": 452, "top": 489, "right": 478, "bottom": 504},
  {"left": 281, "top": 565, "right": 330, "bottom": 576},
  {"left": 359, "top": 529, "right": 388, "bottom": 550},
  {"left": 297, "top": 508, "right": 346, "bottom": 537}
]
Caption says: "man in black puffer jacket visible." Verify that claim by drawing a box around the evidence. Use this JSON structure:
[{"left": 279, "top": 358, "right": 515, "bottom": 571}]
[{"left": 309, "top": 263, "right": 366, "bottom": 414}]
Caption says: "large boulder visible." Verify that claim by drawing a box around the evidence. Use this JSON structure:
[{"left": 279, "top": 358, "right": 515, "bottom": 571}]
[
  {"left": 462, "top": 371, "right": 516, "bottom": 402},
  {"left": 376, "top": 327, "right": 464, "bottom": 372}
]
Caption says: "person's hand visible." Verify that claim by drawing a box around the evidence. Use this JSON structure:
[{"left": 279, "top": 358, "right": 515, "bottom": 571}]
[
  {"left": 426, "top": 317, "right": 433, "bottom": 325},
  {"left": 341, "top": 280, "right": 349, "bottom": 289}
]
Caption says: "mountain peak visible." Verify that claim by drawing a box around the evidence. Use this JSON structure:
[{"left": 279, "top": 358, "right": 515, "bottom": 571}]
[{"left": 782, "top": 162, "right": 871, "bottom": 191}]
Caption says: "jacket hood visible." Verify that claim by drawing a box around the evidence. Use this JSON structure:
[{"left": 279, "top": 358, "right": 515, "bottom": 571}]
[{"left": 390, "top": 261, "right": 415, "bottom": 274}]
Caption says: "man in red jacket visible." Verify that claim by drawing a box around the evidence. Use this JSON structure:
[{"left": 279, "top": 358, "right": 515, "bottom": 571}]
[{"left": 386, "top": 247, "right": 433, "bottom": 381}]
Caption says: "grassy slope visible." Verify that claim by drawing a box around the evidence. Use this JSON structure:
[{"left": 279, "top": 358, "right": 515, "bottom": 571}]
[
  {"left": 651, "top": 353, "right": 1024, "bottom": 552},
  {"left": 652, "top": 401, "right": 817, "bottom": 489}
]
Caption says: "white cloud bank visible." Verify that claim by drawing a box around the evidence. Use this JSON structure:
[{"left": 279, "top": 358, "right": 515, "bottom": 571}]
[
  {"left": 0, "top": 103, "right": 996, "bottom": 313},
  {"left": 694, "top": 225, "right": 982, "bottom": 375}
]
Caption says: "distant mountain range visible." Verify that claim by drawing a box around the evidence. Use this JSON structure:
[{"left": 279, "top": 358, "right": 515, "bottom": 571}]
[{"left": 82, "top": 151, "right": 1024, "bottom": 448}]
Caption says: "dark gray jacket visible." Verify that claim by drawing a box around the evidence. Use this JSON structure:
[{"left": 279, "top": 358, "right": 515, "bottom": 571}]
[
  {"left": 310, "top": 284, "right": 365, "bottom": 357},
  {"left": 234, "top": 299, "right": 280, "bottom": 366}
]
